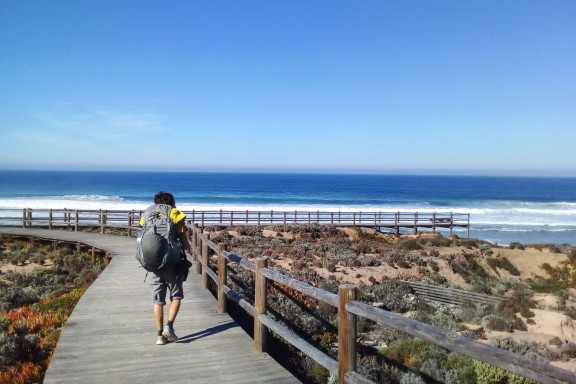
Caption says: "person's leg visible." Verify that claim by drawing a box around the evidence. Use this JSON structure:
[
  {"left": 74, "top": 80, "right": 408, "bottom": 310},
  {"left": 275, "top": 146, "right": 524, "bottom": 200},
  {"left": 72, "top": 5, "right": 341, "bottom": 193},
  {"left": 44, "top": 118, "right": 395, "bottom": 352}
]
[
  {"left": 149, "top": 273, "right": 168, "bottom": 344},
  {"left": 162, "top": 279, "right": 184, "bottom": 342},
  {"left": 167, "top": 299, "right": 181, "bottom": 324},
  {"left": 154, "top": 303, "right": 164, "bottom": 331}
]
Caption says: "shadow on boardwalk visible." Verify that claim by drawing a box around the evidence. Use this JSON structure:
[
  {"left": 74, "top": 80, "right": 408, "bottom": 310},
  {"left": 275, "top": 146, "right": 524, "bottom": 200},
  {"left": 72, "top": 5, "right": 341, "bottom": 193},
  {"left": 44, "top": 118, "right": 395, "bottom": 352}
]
[{"left": 0, "top": 228, "right": 300, "bottom": 384}]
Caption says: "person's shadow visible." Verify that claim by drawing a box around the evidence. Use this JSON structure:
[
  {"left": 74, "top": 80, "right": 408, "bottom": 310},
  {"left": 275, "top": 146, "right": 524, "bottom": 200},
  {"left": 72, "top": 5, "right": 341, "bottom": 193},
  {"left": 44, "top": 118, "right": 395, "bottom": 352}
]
[{"left": 176, "top": 320, "right": 238, "bottom": 343}]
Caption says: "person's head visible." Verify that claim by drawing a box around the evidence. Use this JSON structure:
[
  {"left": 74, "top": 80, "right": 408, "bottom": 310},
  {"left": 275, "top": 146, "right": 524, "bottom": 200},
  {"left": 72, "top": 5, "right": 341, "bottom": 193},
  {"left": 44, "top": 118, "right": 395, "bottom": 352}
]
[{"left": 154, "top": 191, "right": 176, "bottom": 207}]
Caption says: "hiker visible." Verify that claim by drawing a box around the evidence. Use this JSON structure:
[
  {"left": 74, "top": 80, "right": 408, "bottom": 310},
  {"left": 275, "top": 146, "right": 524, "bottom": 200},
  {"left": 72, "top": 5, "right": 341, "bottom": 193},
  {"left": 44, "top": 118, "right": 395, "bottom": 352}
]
[{"left": 139, "top": 191, "right": 190, "bottom": 345}]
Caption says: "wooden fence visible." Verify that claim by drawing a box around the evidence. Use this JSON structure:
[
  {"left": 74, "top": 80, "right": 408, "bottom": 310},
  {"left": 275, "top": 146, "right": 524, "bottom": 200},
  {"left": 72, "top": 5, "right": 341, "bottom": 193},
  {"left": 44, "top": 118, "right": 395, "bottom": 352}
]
[
  {"left": 405, "top": 281, "right": 503, "bottom": 307},
  {"left": 0, "top": 208, "right": 470, "bottom": 236},
  {"left": 2, "top": 208, "right": 574, "bottom": 382},
  {"left": 187, "top": 224, "right": 575, "bottom": 384}
]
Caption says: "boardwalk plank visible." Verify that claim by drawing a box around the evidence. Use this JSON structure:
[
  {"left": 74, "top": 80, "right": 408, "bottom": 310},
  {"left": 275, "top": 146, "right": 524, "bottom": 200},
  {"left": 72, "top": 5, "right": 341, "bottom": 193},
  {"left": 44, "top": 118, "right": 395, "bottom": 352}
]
[{"left": 0, "top": 228, "right": 300, "bottom": 384}]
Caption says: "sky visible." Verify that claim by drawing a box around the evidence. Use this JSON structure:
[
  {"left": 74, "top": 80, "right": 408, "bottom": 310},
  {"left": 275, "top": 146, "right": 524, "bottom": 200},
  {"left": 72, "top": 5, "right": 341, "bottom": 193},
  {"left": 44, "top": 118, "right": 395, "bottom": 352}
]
[{"left": 0, "top": 1, "right": 575, "bottom": 176}]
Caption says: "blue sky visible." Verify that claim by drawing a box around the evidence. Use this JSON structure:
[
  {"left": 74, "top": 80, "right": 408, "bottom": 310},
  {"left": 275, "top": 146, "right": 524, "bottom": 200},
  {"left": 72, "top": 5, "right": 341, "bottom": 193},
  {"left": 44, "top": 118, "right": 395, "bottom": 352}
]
[{"left": 0, "top": 1, "right": 575, "bottom": 176}]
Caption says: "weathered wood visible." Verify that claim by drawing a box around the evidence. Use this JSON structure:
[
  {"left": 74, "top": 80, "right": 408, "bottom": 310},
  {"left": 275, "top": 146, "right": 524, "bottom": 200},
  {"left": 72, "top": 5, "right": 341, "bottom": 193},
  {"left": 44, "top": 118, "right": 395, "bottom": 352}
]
[
  {"left": 346, "top": 300, "right": 575, "bottom": 384},
  {"left": 223, "top": 250, "right": 256, "bottom": 272},
  {"left": 217, "top": 243, "right": 228, "bottom": 314},
  {"left": 222, "top": 284, "right": 256, "bottom": 317},
  {"left": 258, "top": 313, "right": 339, "bottom": 374},
  {"left": 406, "top": 281, "right": 502, "bottom": 306},
  {"left": 191, "top": 225, "right": 198, "bottom": 264},
  {"left": 259, "top": 267, "right": 339, "bottom": 307},
  {"left": 254, "top": 258, "right": 268, "bottom": 353},
  {"left": 338, "top": 285, "right": 357, "bottom": 384},
  {"left": 201, "top": 237, "right": 209, "bottom": 289}
]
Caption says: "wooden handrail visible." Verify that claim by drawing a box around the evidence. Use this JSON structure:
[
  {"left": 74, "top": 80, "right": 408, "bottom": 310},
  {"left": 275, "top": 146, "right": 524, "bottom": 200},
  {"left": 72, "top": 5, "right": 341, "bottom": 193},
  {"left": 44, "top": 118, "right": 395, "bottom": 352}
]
[
  {"left": 0, "top": 208, "right": 471, "bottom": 239},
  {"left": 187, "top": 224, "right": 575, "bottom": 384}
]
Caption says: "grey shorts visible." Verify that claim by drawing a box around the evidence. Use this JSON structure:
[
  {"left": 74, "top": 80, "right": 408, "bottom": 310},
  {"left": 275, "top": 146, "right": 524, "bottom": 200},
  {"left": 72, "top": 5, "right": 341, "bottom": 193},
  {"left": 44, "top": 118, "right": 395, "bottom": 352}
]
[{"left": 149, "top": 268, "right": 184, "bottom": 305}]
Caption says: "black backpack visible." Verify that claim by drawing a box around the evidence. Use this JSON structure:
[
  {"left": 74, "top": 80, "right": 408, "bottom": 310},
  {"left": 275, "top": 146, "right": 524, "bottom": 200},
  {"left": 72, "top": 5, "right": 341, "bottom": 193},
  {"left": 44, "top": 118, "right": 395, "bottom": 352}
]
[{"left": 136, "top": 204, "right": 182, "bottom": 272}]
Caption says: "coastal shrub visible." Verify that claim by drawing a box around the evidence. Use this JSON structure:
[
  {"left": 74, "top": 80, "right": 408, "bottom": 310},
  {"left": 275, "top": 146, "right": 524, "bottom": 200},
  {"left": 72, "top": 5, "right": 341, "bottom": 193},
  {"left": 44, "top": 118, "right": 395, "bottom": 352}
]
[
  {"left": 459, "top": 239, "right": 480, "bottom": 248},
  {"left": 528, "top": 277, "right": 566, "bottom": 293},
  {"left": 483, "top": 315, "right": 514, "bottom": 332},
  {"left": 425, "top": 237, "right": 453, "bottom": 247},
  {"left": 0, "top": 332, "right": 45, "bottom": 369},
  {"left": 510, "top": 242, "right": 525, "bottom": 250},
  {"left": 473, "top": 360, "right": 537, "bottom": 384},
  {"left": 487, "top": 257, "right": 521, "bottom": 276},
  {"left": 399, "top": 372, "right": 426, "bottom": 384},
  {"left": 396, "top": 239, "right": 421, "bottom": 251},
  {"left": 490, "top": 336, "right": 541, "bottom": 357},
  {"left": 371, "top": 281, "right": 415, "bottom": 313},
  {"left": 429, "top": 305, "right": 459, "bottom": 330},
  {"left": 0, "top": 286, "right": 40, "bottom": 311},
  {"left": 234, "top": 226, "right": 262, "bottom": 237},
  {"left": 479, "top": 243, "right": 493, "bottom": 256},
  {"left": 383, "top": 338, "right": 429, "bottom": 369},
  {"left": 559, "top": 343, "right": 576, "bottom": 359}
]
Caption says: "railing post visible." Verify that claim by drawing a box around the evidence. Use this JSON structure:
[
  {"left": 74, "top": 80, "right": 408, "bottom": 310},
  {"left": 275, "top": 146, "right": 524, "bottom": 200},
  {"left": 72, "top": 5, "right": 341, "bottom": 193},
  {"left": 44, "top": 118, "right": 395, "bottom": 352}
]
[
  {"left": 254, "top": 257, "right": 268, "bottom": 353},
  {"left": 450, "top": 212, "right": 454, "bottom": 235},
  {"left": 201, "top": 233, "right": 209, "bottom": 289},
  {"left": 432, "top": 212, "right": 436, "bottom": 231},
  {"left": 191, "top": 225, "right": 198, "bottom": 264},
  {"left": 413, "top": 211, "right": 418, "bottom": 234},
  {"left": 99, "top": 210, "right": 105, "bottom": 234},
  {"left": 195, "top": 233, "right": 202, "bottom": 275},
  {"left": 74, "top": 210, "right": 79, "bottom": 231},
  {"left": 338, "top": 284, "right": 357, "bottom": 384},
  {"left": 22, "top": 208, "right": 26, "bottom": 228},
  {"left": 48, "top": 209, "right": 53, "bottom": 230},
  {"left": 217, "top": 243, "right": 228, "bottom": 314},
  {"left": 128, "top": 210, "right": 133, "bottom": 237}
]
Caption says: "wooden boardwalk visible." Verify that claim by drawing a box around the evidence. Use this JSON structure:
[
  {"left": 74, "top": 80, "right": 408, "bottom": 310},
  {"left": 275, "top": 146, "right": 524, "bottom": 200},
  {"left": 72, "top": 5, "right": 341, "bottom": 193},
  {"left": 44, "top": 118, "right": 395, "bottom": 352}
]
[{"left": 0, "top": 228, "right": 300, "bottom": 384}]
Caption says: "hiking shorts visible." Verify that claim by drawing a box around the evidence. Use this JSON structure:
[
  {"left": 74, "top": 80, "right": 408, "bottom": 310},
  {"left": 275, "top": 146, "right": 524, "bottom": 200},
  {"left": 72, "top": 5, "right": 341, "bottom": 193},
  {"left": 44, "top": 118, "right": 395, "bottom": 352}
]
[{"left": 149, "top": 268, "right": 184, "bottom": 305}]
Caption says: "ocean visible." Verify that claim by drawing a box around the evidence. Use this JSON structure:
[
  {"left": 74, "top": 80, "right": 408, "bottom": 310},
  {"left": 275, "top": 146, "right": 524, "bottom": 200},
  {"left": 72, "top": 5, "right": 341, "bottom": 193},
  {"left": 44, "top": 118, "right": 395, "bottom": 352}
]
[{"left": 1, "top": 170, "right": 575, "bottom": 246}]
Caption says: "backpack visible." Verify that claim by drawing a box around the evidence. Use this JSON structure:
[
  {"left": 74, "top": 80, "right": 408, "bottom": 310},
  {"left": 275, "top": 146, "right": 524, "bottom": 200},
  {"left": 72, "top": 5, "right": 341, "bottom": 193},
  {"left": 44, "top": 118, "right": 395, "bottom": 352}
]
[{"left": 136, "top": 204, "right": 182, "bottom": 272}]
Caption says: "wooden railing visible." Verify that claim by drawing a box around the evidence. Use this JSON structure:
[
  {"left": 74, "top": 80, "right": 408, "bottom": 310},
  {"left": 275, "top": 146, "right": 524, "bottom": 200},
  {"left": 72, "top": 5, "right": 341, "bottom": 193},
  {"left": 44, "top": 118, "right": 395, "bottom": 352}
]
[
  {"left": 0, "top": 208, "right": 470, "bottom": 236},
  {"left": 2, "top": 210, "right": 574, "bottom": 383},
  {"left": 0, "top": 208, "right": 141, "bottom": 236},
  {"left": 405, "top": 281, "right": 503, "bottom": 307},
  {"left": 187, "top": 224, "right": 575, "bottom": 384}
]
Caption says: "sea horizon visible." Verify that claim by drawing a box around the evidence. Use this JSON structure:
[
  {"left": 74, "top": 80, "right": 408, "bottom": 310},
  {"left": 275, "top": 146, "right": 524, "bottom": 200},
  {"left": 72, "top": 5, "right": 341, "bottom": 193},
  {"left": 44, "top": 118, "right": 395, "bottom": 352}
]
[{"left": 1, "top": 170, "right": 575, "bottom": 246}]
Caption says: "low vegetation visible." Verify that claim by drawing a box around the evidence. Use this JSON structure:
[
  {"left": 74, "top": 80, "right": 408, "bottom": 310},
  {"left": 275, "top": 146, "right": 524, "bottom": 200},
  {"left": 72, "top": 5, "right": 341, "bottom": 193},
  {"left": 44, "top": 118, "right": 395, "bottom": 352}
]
[
  {"left": 0, "top": 238, "right": 106, "bottom": 383},
  {"left": 3, "top": 226, "right": 575, "bottom": 383},
  {"left": 204, "top": 224, "right": 576, "bottom": 383}
]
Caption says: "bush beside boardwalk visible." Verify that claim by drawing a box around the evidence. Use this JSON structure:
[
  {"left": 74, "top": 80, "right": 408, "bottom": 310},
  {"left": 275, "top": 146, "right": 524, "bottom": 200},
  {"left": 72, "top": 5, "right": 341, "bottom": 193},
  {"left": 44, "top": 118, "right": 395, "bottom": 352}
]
[
  {"left": 0, "top": 239, "right": 105, "bottom": 383},
  {"left": 203, "top": 224, "right": 576, "bottom": 383}
]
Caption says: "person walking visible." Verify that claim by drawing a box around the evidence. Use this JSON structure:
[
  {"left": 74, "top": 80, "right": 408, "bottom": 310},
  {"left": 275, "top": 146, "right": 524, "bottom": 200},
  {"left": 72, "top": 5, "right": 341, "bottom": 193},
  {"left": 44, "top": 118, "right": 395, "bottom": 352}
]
[{"left": 140, "top": 191, "right": 190, "bottom": 345}]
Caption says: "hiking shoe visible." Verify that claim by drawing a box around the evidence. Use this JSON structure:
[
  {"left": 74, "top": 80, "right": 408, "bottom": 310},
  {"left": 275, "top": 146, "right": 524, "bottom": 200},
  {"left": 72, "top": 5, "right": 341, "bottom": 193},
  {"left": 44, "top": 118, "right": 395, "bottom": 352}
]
[
  {"left": 156, "top": 335, "right": 168, "bottom": 345},
  {"left": 162, "top": 326, "right": 178, "bottom": 342}
]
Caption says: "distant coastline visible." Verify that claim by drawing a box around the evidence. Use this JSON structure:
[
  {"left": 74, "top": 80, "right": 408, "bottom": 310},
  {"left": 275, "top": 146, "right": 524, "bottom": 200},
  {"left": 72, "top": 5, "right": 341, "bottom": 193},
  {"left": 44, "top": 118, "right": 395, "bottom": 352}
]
[{"left": 0, "top": 170, "right": 575, "bottom": 245}]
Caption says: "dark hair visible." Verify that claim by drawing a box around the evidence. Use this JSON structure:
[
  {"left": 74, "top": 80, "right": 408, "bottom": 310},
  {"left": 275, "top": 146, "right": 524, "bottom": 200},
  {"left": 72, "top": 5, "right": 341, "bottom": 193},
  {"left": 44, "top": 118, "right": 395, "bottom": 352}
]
[{"left": 154, "top": 191, "right": 176, "bottom": 207}]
